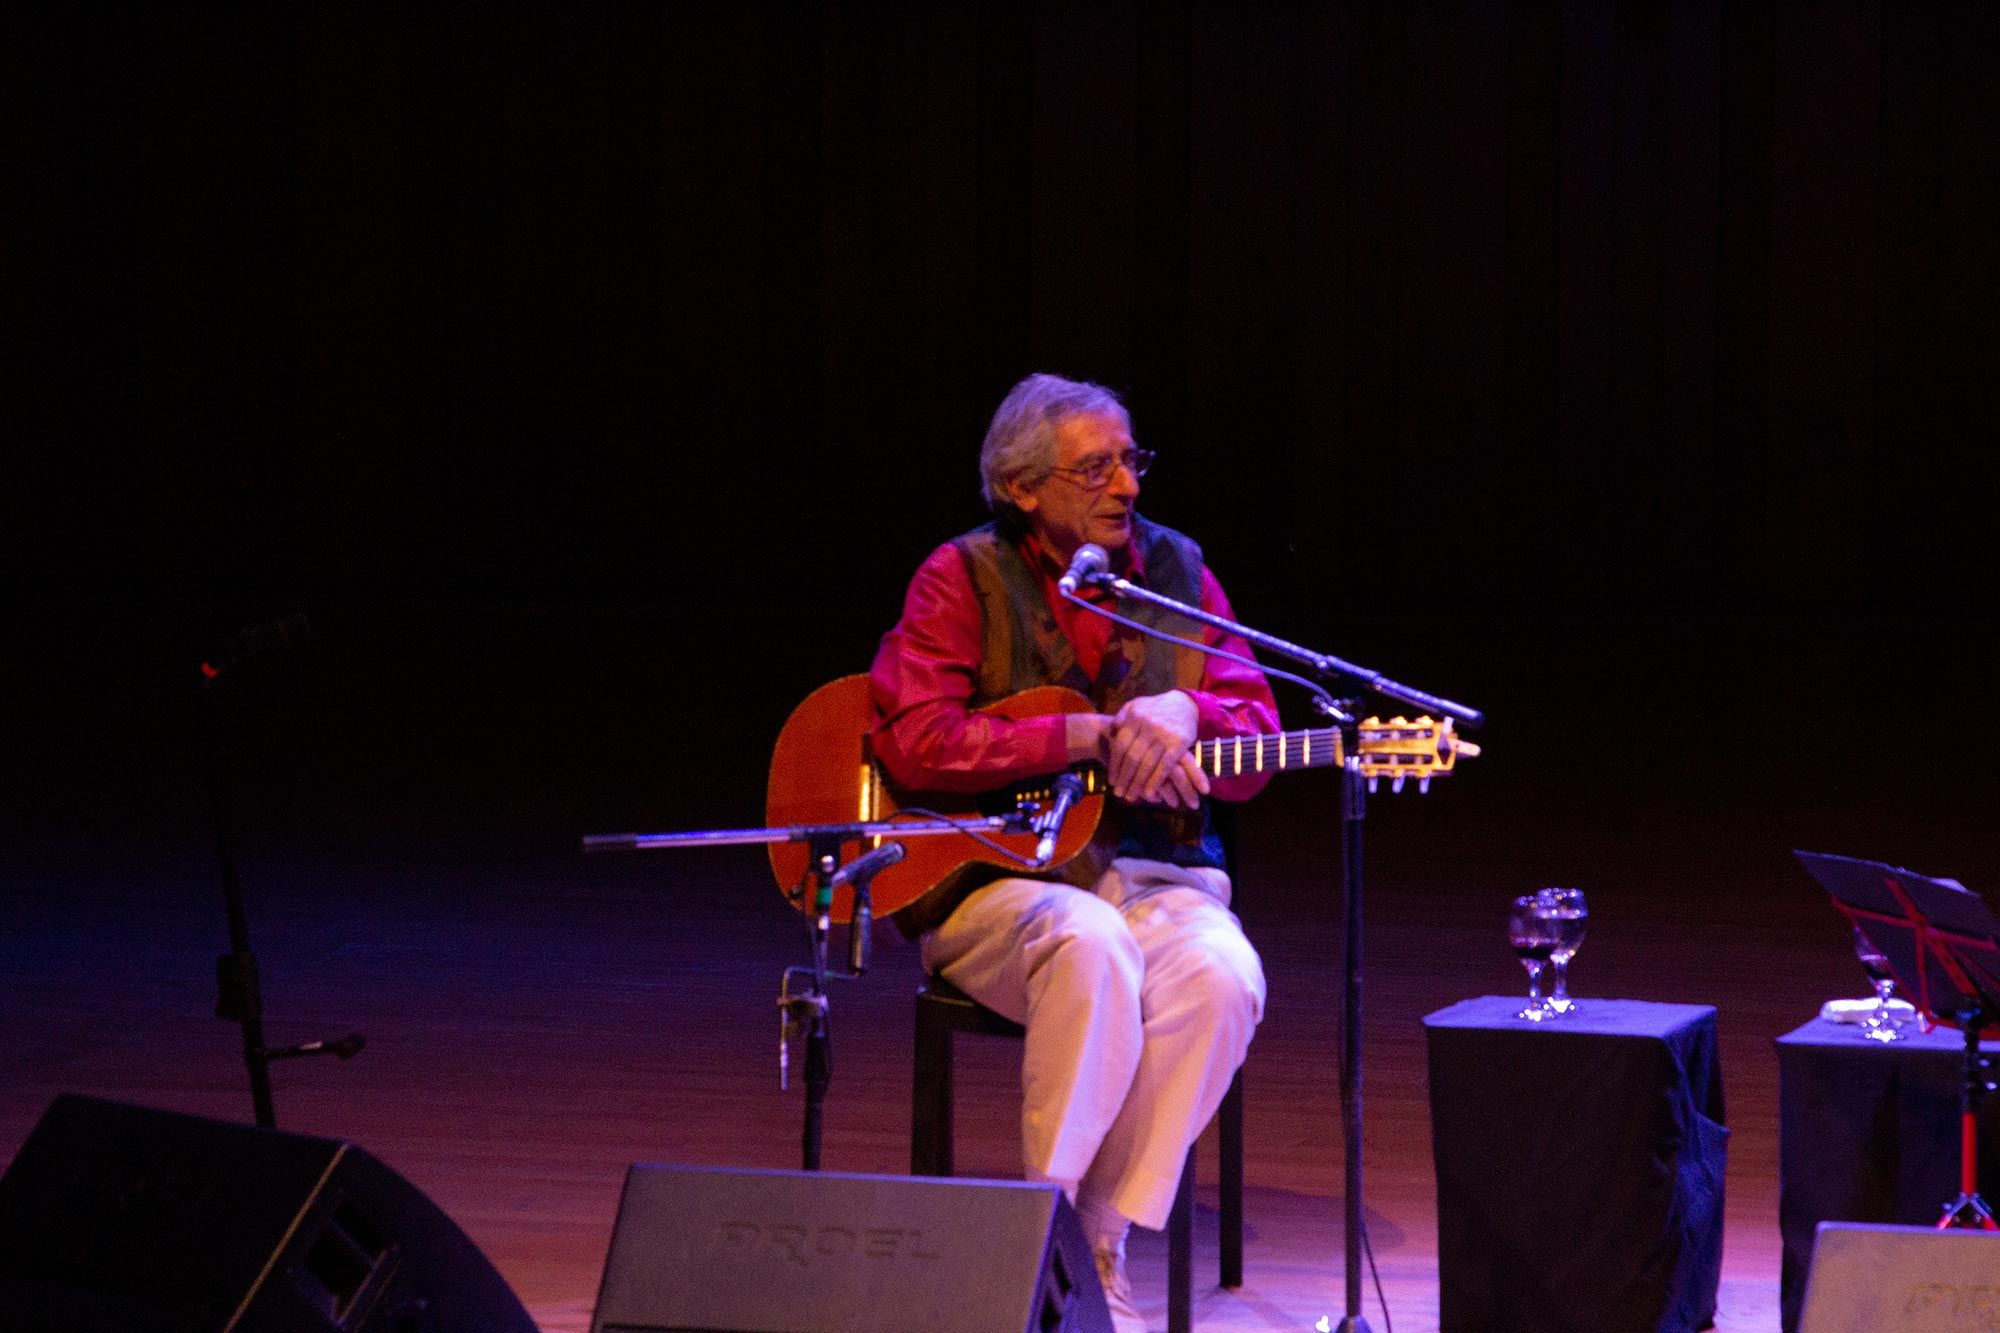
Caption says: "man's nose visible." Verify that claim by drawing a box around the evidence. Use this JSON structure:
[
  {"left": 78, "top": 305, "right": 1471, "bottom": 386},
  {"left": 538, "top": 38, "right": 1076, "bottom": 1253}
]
[{"left": 1107, "top": 460, "right": 1140, "bottom": 498}]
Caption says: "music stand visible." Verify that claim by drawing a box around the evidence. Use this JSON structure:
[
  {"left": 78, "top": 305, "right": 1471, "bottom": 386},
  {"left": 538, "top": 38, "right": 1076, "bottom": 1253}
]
[{"left": 1796, "top": 850, "right": 2000, "bottom": 1229}]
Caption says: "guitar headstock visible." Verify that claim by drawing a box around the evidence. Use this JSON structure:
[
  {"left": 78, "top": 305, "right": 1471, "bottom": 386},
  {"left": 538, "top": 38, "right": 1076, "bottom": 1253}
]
[{"left": 1354, "top": 716, "right": 1481, "bottom": 793}]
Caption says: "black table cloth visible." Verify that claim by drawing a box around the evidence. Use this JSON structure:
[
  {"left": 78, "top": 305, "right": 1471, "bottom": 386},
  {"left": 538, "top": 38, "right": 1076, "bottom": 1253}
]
[
  {"left": 1775, "top": 1016, "right": 2000, "bottom": 1331},
  {"left": 1424, "top": 996, "right": 1727, "bottom": 1333}
]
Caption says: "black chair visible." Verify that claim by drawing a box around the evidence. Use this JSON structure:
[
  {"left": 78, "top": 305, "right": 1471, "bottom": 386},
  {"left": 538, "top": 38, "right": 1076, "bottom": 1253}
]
[{"left": 911, "top": 980, "right": 1245, "bottom": 1333}]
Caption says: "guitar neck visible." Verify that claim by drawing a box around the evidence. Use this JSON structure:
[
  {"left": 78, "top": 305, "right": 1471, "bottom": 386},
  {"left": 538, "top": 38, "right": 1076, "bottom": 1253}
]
[
  {"left": 1192, "top": 728, "right": 1345, "bottom": 779},
  {"left": 1040, "top": 728, "right": 1349, "bottom": 799},
  {"left": 1045, "top": 717, "right": 1461, "bottom": 797}
]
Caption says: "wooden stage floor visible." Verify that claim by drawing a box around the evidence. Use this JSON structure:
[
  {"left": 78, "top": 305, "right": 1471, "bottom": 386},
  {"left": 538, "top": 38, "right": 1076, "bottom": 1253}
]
[
  {"left": 4, "top": 608, "right": 1989, "bottom": 1331},
  {"left": 1, "top": 803, "right": 1909, "bottom": 1333}
]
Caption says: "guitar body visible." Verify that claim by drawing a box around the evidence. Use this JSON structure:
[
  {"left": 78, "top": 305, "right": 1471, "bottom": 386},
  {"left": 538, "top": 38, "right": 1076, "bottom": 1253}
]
[{"left": 765, "top": 675, "right": 1104, "bottom": 925}]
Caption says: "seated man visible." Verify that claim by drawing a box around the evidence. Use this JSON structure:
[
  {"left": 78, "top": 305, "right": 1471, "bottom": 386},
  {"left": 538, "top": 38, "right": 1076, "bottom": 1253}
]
[{"left": 869, "top": 373, "right": 1277, "bottom": 1332}]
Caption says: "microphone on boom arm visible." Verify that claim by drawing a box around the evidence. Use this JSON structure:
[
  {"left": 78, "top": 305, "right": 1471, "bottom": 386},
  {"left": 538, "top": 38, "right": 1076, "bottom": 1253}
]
[{"left": 1057, "top": 543, "right": 1112, "bottom": 595}]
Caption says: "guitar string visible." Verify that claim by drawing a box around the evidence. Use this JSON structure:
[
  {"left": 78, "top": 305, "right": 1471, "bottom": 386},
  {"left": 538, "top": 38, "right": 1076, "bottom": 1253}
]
[
  {"left": 889, "top": 723, "right": 1411, "bottom": 874},
  {"left": 901, "top": 727, "right": 1345, "bottom": 861},
  {"left": 1194, "top": 728, "right": 1342, "bottom": 774}
]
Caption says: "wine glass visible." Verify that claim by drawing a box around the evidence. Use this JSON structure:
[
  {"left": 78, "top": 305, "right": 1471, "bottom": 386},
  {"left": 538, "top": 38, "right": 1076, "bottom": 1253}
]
[
  {"left": 1535, "top": 887, "right": 1588, "bottom": 1014},
  {"left": 1852, "top": 925, "right": 1904, "bottom": 1042},
  {"left": 1509, "top": 895, "right": 1562, "bottom": 1022}
]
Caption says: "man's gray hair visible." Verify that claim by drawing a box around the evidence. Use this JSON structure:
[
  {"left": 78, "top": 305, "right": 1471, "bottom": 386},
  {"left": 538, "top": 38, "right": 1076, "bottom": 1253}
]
[{"left": 979, "top": 373, "right": 1130, "bottom": 518}]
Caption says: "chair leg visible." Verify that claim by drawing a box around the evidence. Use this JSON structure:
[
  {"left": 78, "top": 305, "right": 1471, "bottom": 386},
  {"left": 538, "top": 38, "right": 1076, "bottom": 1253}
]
[
  {"left": 1169, "top": 1142, "right": 1194, "bottom": 1333},
  {"left": 911, "top": 1008, "right": 955, "bottom": 1176},
  {"left": 1220, "top": 1068, "right": 1243, "bottom": 1289}
]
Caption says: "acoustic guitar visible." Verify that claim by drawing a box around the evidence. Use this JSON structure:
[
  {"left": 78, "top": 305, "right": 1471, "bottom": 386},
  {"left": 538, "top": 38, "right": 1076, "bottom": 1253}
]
[{"left": 765, "top": 675, "right": 1479, "bottom": 925}]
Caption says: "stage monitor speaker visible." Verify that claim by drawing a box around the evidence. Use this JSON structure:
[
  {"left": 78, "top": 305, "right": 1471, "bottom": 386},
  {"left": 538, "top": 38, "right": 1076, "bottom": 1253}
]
[
  {"left": 590, "top": 1164, "right": 1111, "bottom": 1333},
  {"left": 1800, "top": 1221, "right": 2000, "bottom": 1332},
  {"left": 0, "top": 1094, "right": 538, "bottom": 1333}
]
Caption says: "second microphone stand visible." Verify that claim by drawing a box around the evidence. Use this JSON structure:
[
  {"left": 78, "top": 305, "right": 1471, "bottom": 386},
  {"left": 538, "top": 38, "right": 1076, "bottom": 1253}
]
[{"left": 780, "top": 830, "right": 906, "bottom": 1172}]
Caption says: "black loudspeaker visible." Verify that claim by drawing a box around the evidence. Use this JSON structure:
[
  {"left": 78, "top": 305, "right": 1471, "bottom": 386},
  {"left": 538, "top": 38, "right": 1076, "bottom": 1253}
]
[
  {"left": 0, "top": 1095, "right": 538, "bottom": 1333},
  {"left": 1801, "top": 1222, "right": 2000, "bottom": 1331},
  {"left": 590, "top": 1165, "right": 1111, "bottom": 1333}
]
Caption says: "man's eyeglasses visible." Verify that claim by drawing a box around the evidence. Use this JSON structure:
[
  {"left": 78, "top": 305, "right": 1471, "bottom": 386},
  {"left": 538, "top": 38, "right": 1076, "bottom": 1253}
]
[{"left": 1043, "top": 448, "right": 1155, "bottom": 491}]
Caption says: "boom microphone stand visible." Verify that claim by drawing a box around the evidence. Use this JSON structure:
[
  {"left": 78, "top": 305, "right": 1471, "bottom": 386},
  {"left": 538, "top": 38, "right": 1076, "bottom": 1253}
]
[{"left": 1064, "top": 554, "right": 1481, "bottom": 1333}]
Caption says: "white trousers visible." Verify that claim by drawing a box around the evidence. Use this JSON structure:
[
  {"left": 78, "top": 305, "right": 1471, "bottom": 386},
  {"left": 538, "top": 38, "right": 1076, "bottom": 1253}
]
[{"left": 921, "top": 858, "right": 1265, "bottom": 1230}]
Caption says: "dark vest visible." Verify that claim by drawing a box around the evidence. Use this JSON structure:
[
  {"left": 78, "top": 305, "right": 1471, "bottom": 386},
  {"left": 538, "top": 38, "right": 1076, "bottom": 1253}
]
[{"left": 902, "top": 517, "right": 1227, "bottom": 936}]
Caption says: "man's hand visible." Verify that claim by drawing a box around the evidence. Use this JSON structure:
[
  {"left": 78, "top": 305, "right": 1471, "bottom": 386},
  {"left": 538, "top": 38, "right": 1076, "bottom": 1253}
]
[
  {"left": 1065, "top": 712, "right": 1113, "bottom": 766},
  {"left": 1107, "top": 691, "right": 1210, "bottom": 810}
]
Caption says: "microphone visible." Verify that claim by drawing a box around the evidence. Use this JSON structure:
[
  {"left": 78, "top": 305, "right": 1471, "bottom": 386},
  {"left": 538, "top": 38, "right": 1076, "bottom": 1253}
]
[
  {"left": 1032, "top": 772, "right": 1086, "bottom": 868},
  {"left": 1057, "top": 543, "right": 1111, "bottom": 595},
  {"left": 833, "top": 841, "right": 904, "bottom": 976},
  {"left": 829, "top": 840, "right": 905, "bottom": 892}
]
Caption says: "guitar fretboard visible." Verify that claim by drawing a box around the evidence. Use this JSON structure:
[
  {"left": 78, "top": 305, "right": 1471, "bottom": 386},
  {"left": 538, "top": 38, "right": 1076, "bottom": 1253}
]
[
  {"left": 1033, "top": 728, "right": 1349, "bottom": 800},
  {"left": 1193, "top": 729, "right": 1346, "bottom": 778},
  {"left": 1011, "top": 717, "right": 1462, "bottom": 802}
]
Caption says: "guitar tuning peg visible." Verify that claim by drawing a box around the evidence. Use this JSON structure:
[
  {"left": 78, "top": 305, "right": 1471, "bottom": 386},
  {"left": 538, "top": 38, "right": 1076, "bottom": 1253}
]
[
  {"left": 1391, "top": 775, "right": 1406, "bottom": 794},
  {"left": 1418, "top": 777, "right": 1431, "bottom": 794},
  {"left": 1366, "top": 777, "right": 1380, "bottom": 795}
]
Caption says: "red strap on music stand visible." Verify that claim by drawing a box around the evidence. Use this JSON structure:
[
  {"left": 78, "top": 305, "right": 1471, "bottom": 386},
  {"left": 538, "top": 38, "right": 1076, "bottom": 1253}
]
[{"left": 1834, "top": 875, "right": 2000, "bottom": 1031}]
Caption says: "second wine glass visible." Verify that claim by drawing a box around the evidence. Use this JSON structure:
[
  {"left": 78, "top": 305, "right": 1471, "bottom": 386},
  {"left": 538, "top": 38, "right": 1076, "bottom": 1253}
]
[{"left": 1535, "top": 887, "right": 1588, "bottom": 1015}]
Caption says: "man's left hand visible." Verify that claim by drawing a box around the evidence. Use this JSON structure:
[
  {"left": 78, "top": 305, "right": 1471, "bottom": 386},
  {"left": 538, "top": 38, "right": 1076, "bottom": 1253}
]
[{"left": 1107, "top": 691, "right": 1210, "bottom": 810}]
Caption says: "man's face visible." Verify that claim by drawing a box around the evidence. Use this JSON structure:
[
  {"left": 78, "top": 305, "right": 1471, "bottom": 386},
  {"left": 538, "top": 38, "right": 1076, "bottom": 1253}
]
[{"left": 1005, "top": 410, "right": 1142, "bottom": 561}]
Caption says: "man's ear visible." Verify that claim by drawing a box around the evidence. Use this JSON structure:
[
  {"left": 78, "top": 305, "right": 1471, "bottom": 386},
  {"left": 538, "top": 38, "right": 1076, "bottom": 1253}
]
[{"left": 1002, "top": 474, "right": 1040, "bottom": 516}]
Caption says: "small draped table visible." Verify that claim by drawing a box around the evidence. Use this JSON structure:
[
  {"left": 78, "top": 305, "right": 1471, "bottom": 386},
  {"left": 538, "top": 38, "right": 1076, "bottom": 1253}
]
[{"left": 1423, "top": 996, "right": 1727, "bottom": 1333}]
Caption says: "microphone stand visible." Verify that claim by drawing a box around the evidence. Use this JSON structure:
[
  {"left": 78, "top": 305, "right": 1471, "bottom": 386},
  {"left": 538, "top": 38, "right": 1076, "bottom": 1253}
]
[
  {"left": 784, "top": 834, "right": 908, "bottom": 1171},
  {"left": 1066, "top": 573, "right": 1480, "bottom": 1333},
  {"left": 1085, "top": 570, "right": 1483, "bottom": 730},
  {"left": 197, "top": 616, "right": 365, "bottom": 1129},
  {"left": 788, "top": 832, "right": 854, "bottom": 1173},
  {"left": 586, "top": 812, "right": 1036, "bottom": 1170}
]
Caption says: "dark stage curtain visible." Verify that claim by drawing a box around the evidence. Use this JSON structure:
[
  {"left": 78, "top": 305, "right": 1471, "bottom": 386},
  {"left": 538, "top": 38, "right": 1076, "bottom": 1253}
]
[{"left": 7, "top": 3, "right": 1994, "bottom": 626}]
